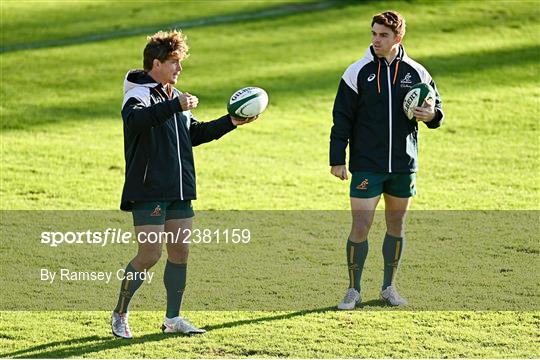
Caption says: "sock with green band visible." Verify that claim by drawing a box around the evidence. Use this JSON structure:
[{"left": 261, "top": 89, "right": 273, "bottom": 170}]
[
  {"left": 164, "top": 260, "right": 187, "bottom": 319},
  {"left": 382, "top": 233, "right": 404, "bottom": 290},
  {"left": 346, "top": 239, "right": 369, "bottom": 292},
  {"left": 114, "top": 262, "right": 145, "bottom": 314}
]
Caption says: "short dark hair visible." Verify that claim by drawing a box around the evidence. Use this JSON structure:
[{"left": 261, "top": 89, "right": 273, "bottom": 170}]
[
  {"left": 372, "top": 11, "right": 406, "bottom": 37},
  {"left": 143, "top": 30, "right": 189, "bottom": 71}
]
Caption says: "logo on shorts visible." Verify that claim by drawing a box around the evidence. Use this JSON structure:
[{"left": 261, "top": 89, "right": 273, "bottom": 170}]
[
  {"left": 356, "top": 179, "right": 369, "bottom": 190},
  {"left": 150, "top": 204, "right": 162, "bottom": 217},
  {"left": 367, "top": 74, "right": 376, "bottom": 82}
]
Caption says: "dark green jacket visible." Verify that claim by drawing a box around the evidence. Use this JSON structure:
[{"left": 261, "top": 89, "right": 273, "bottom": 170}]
[
  {"left": 330, "top": 45, "right": 444, "bottom": 173},
  {"left": 120, "top": 70, "right": 236, "bottom": 210}
]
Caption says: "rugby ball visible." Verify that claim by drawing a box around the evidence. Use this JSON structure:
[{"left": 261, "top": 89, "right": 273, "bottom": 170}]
[
  {"left": 403, "top": 83, "right": 436, "bottom": 121},
  {"left": 227, "top": 87, "right": 268, "bottom": 119}
]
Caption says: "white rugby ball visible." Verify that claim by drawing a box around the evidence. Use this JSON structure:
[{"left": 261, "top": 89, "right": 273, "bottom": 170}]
[
  {"left": 227, "top": 87, "right": 268, "bottom": 119},
  {"left": 403, "top": 83, "right": 436, "bottom": 121}
]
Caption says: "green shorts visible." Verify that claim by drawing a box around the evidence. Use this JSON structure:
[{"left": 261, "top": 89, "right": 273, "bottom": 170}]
[
  {"left": 350, "top": 172, "right": 416, "bottom": 198},
  {"left": 132, "top": 200, "right": 194, "bottom": 226}
]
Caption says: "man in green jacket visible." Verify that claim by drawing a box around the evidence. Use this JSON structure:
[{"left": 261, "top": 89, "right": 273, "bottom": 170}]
[
  {"left": 330, "top": 11, "right": 444, "bottom": 310},
  {"left": 112, "top": 29, "right": 256, "bottom": 338}
]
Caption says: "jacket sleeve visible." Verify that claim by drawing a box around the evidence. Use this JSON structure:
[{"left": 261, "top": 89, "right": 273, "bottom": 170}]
[
  {"left": 190, "top": 114, "right": 237, "bottom": 147},
  {"left": 121, "top": 96, "right": 182, "bottom": 134},
  {"left": 424, "top": 79, "right": 444, "bottom": 129},
  {"left": 330, "top": 78, "right": 357, "bottom": 166}
]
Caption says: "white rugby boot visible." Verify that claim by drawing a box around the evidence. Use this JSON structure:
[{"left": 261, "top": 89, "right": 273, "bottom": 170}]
[
  {"left": 161, "top": 316, "right": 206, "bottom": 335},
  {"left": 111, "top": 312, "right": 132, "bottom": 339},
  {"left": 337, "top": 288, "right": 361, "bottom": 310},
  {"left": 380, "top": 285, "right": 408, "bottom": 306}
]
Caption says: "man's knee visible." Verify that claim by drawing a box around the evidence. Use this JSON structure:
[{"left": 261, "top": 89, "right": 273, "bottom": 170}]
[
  {"left": 350, "top": 219, "right": 372, "bottom": 242},
  {"left": 385, "top": 211, "right": 407, "bottom": 236},
  {"left": 167, "top": 244, "right": 189, "bottom": 263},
  {"left": 387, "top": 212, "right": 406, "bottom": 224},
  {"left": 134, "top": 251, "right": 162, "bottom": 270}
]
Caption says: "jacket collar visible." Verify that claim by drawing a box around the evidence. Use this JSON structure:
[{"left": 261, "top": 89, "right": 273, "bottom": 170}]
[
  {"left": 365, "top": 44, "right": 407, "bottom": 65},
  {"left": 123, "top": 69, "right": 177, "bottom": 100},
  {"left": 123, "top": 70, "right": 159, "bottom": 94}
]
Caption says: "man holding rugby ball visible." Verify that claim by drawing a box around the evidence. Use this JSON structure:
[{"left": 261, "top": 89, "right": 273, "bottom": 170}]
[
  {"left": 330, "top": 11, "right": 444, "bottom": 309},
  {"left": 112, "top": 29, "right": 257, "bottom": 338}
]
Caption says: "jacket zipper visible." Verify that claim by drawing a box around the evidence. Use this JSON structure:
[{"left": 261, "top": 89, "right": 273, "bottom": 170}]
[
  {"left": 143, "top": 160, "right": 149, "bottom": 183},
  {"left": 173, "top": 114, "right": 184, "bottom": 200},
  {"left": 386, "top": 61, "right": 393, "bottom": 173}
]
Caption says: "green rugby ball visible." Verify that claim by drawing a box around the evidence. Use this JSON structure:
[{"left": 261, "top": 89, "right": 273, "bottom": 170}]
[
  {"left": 227, "top": 87, "right": 269, "bottom": 119},
  {"left": 403, "top": 83, "right": 435, "bottom": 121}
]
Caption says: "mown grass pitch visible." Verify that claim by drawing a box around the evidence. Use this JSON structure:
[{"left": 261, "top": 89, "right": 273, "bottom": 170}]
[{"left": 0, "top": 0, "right": 538, "bottom": 358}]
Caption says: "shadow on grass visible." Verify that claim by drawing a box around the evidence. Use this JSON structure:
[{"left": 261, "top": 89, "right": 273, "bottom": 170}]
[
  {"left": 359, "top": 299, "right": 387, "bottom": 308},
  {"left": 2, "top": 43, "right": 538, "bottom": 131},
  {"left": 0, "top": 1, "right": 353, "bottom": 54},
  {"left": 3, "top": 0, "right": 536, "bottom": 55},
  {"left": 1, "top": 306, "right": 340, "bottom": 358}
]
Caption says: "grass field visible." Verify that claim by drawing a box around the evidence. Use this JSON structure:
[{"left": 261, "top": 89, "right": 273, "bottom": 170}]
[{"left": 1, "top": 0, "right": 539, "bottom": 358}]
